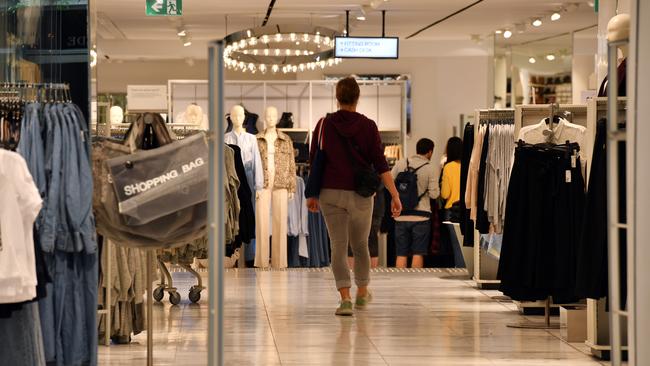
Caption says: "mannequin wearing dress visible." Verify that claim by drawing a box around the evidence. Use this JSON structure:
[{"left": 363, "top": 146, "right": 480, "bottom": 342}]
[
  {"left": 224, "top": 105, "right": 264, "bottom": 266},
  {"left": 255, "top": 106, "right": 295, "bottom": 268},
  {"left": 598, "top": 14, "right": 629, "bottom": 97}
]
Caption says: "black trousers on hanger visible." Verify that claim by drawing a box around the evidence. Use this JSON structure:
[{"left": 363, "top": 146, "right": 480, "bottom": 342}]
[
  {"left": 475, "top": 128, "right": 490, "bottom": 234},
  {"left": 460, "top": 123, "right": 475, "bottom": 247}
]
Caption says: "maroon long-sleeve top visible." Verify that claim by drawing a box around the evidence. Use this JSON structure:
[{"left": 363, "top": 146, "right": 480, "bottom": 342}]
[{"left": 309, "top": 110, "right": 390, "bottom": 191}]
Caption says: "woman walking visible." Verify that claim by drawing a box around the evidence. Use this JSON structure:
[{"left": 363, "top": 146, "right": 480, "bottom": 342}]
[{"left": 307, "top": 77, "right": 402, "bottom": 316}]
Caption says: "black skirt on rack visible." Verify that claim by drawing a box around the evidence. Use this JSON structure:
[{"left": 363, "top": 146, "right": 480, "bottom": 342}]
[
  {"left": 498, "top": 144, "right": 585, "bottom": 303},
  {"left": 475, "top": 127, "right": 490, "bottom": 234}
]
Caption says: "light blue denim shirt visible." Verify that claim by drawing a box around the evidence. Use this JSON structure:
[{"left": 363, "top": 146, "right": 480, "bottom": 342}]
[
  {"left": 225, "top": 131, "right": 264, "bottom": 193},
  {"left": 288, "top": 176, "right": 309, "bottom": 236},
  {"left": 40, "top": 104, "right": 63, "bottom": 253}
]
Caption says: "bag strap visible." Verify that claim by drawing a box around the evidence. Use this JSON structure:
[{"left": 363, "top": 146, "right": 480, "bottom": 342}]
[
  {"left": 412, "top": 161, "right": 429, "bottom": 173},
  {"left": 317, "top": 117, "right": 326, "bottom": 150}
]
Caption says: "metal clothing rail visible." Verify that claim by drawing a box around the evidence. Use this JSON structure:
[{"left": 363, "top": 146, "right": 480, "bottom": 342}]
[{"left": 606, "top": 38, "right": 630, "bottom": 366}]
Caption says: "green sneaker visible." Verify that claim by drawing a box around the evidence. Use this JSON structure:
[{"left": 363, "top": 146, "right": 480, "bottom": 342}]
[
  {"left": 355, "top": 291, "right": 373, "bottom": 309},
  {"left": 335, "top": 300, "right": 354, "bottom": 316}
]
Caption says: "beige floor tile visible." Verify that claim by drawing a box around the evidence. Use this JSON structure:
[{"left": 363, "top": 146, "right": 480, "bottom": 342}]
[{"left": 98, "top": 269, "right": 602, "bottom": 366}]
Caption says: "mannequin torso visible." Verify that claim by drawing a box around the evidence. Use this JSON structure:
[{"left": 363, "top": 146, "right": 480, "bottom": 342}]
[
  {"left": 260, "top": 106, "right": 292, "bottom": 199},
  {"left": 225, "top": 105, "right": 264, "bottom": 196}
]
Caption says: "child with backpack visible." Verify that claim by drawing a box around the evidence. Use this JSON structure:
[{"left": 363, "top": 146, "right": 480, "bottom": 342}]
[{"left": 391, "top": 138, "right": 440, "bottom": 268}]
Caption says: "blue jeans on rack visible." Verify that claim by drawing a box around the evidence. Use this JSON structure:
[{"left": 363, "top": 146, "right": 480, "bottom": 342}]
[
  {"left": 0, "top": 302, "right": 46, "bottom": 366},
  {"left": 40, "top": 251, "right": 98, "bottom": 366}
]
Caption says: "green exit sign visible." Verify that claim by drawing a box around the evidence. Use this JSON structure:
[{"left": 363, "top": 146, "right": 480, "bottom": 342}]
[{"left": 146, "top": 0, "right": 182, "bottom": 16}]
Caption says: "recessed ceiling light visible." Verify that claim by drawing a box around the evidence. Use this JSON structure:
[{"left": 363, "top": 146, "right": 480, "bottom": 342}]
[
  {"left": 503, "top": 30, "right": 512, "bottom": 39},
  {"left": 551, "top": 12, "right": 561, "bottom": 21},
  {"left": 546, "top": 54, "right": 555, "bottom": 61},
  {"left": 177, "top": 29, "right": 186, "bottom": 36},
  {"left": 495, "top": 30, "right": 503, "bottom": 34},
  {"left": 356, "top": 16, "right": 366, "bottom": 21},
  {"left": 532, "top": 18, "right": 543, "bottom": 27},
  {"left": 528, "top": 57, "right": 536, "bottom": 64},
  {"left": 184, "top": 41, "right": 192, "bottom": 47}
]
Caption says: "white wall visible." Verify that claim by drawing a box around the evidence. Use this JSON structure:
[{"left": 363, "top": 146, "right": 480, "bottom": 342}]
[
  {"left": 96, "top": 59, "right": 296, "bottom": 93},
  {"left": 573, "top": 31, "right": 598, "bottom": 103},
  {"left": 572, "top": 54, "right": 596, "bottom": 103}
]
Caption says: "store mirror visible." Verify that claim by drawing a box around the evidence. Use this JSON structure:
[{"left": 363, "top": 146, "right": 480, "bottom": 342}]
[
  {"left": 572, "top": 26, "right": 598, "bottom": 103},
  {"left": 494, "top": 34, "right": 573, "bottom": 107}
]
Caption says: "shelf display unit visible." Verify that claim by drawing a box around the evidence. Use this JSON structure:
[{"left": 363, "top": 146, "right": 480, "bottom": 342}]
[{"left": 167, "top": 79, "right": 408, "bottom": 150}]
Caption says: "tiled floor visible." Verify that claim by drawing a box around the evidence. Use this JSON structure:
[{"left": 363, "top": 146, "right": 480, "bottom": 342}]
[{"left": 98, "top": 268, "right": 607, "bottom": 366}]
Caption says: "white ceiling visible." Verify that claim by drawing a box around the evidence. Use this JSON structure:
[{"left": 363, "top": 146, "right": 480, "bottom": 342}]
[{"left": 96, "top": 0, "right": 598, "bottom": 61}]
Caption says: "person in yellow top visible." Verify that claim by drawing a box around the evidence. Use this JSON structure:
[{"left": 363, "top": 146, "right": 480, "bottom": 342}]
[{"left": 440, "top": 137, "right": 463, "bottom": 212}]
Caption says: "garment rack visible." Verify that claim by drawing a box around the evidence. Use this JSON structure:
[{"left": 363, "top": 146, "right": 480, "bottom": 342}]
[{"left": 470, "top": 109, "right": 514, "bottom": 289}]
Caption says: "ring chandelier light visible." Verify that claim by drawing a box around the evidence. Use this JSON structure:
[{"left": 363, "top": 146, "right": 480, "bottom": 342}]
[{"left": 224, "top": 24, "right": 343, "bottom": 74}]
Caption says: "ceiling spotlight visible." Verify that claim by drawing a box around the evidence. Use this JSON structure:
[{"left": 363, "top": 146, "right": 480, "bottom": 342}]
[
  {"left": 183, "top": 40, "right": 192, "bottom": 47},
  {"left": 587, "top": 1, "right": 595, "bottom": 7},
  {"left": 177, "top": 29, "right": 186, "bottom": 37},
  {"left": 356, "top": 15, "right": 366, "bottom": 21},
  {"left": 503, "top": 30, "right": 512, "bottom": 39},
  {"left": 532, "top": 18, "right": 543, "bottom": 27},
  {"left": 495, "top": 30, "right": 503, "bottom": 34},
  {"left": 546, "top": 54, "right": 555, "bottom": 61},
  {"left": 528, "top": 57, "right": 536, "bottom": 64},
  {"left": 551, "top": 12, "right": 561, "bottom": 21}
]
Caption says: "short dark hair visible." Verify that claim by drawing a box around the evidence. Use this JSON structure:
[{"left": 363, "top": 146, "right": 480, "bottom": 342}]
[
  {"left": 416, "top": 138, "right": 435, "bottom": 155},
  {"left": 445, "top": 137, "right": 463, "bottom": 162},
  {"left": 336, "top": 76, "right": 360, "bottom": 106}
]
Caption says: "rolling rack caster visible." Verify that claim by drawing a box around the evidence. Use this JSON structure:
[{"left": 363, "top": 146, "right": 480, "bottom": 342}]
[
  {"left": 154, "top": 257, "right": 181, "bottom": 305},
  {"left": 180, "top": 263, "right": 205, "bottom": 303}
]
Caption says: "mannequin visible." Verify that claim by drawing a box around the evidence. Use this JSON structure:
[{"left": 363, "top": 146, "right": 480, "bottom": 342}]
[
  {"left": 607, "top": 13, "right": 630, "bottom": 56},
  {"left": 109, "top": 106, "right": 124, "bottom": 125},
  {"left": 224, "top": 105, "right": 264, "bottom": 267},
  {"left": 176, "top": 103, "right": 209, "bottom": 130},
  {"left": 255, "top": 106, "right": 296, "bottom": 269},
  {"left": 599, "top": 13, "right": 629, "bottom": 97},
  {"left": 185, "top": 104, "right": 204, "bottom": 124}
]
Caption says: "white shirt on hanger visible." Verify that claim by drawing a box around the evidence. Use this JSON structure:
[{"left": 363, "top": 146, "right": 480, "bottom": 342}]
[
  {"left": 518, "top": 117, "right": 586, "bottom": 148},
  {"left": 0, "top": 149, "right": 42, "bottom": 304}
]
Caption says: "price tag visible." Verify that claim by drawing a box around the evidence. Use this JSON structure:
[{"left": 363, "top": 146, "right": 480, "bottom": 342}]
[{"left": 571, "top": 155, "right": 577, "bottom": 169}]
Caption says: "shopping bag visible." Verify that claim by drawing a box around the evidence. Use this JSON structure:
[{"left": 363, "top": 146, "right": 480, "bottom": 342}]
[{"left": 107, "top": 132, "right": 208, "bottom": 225}]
